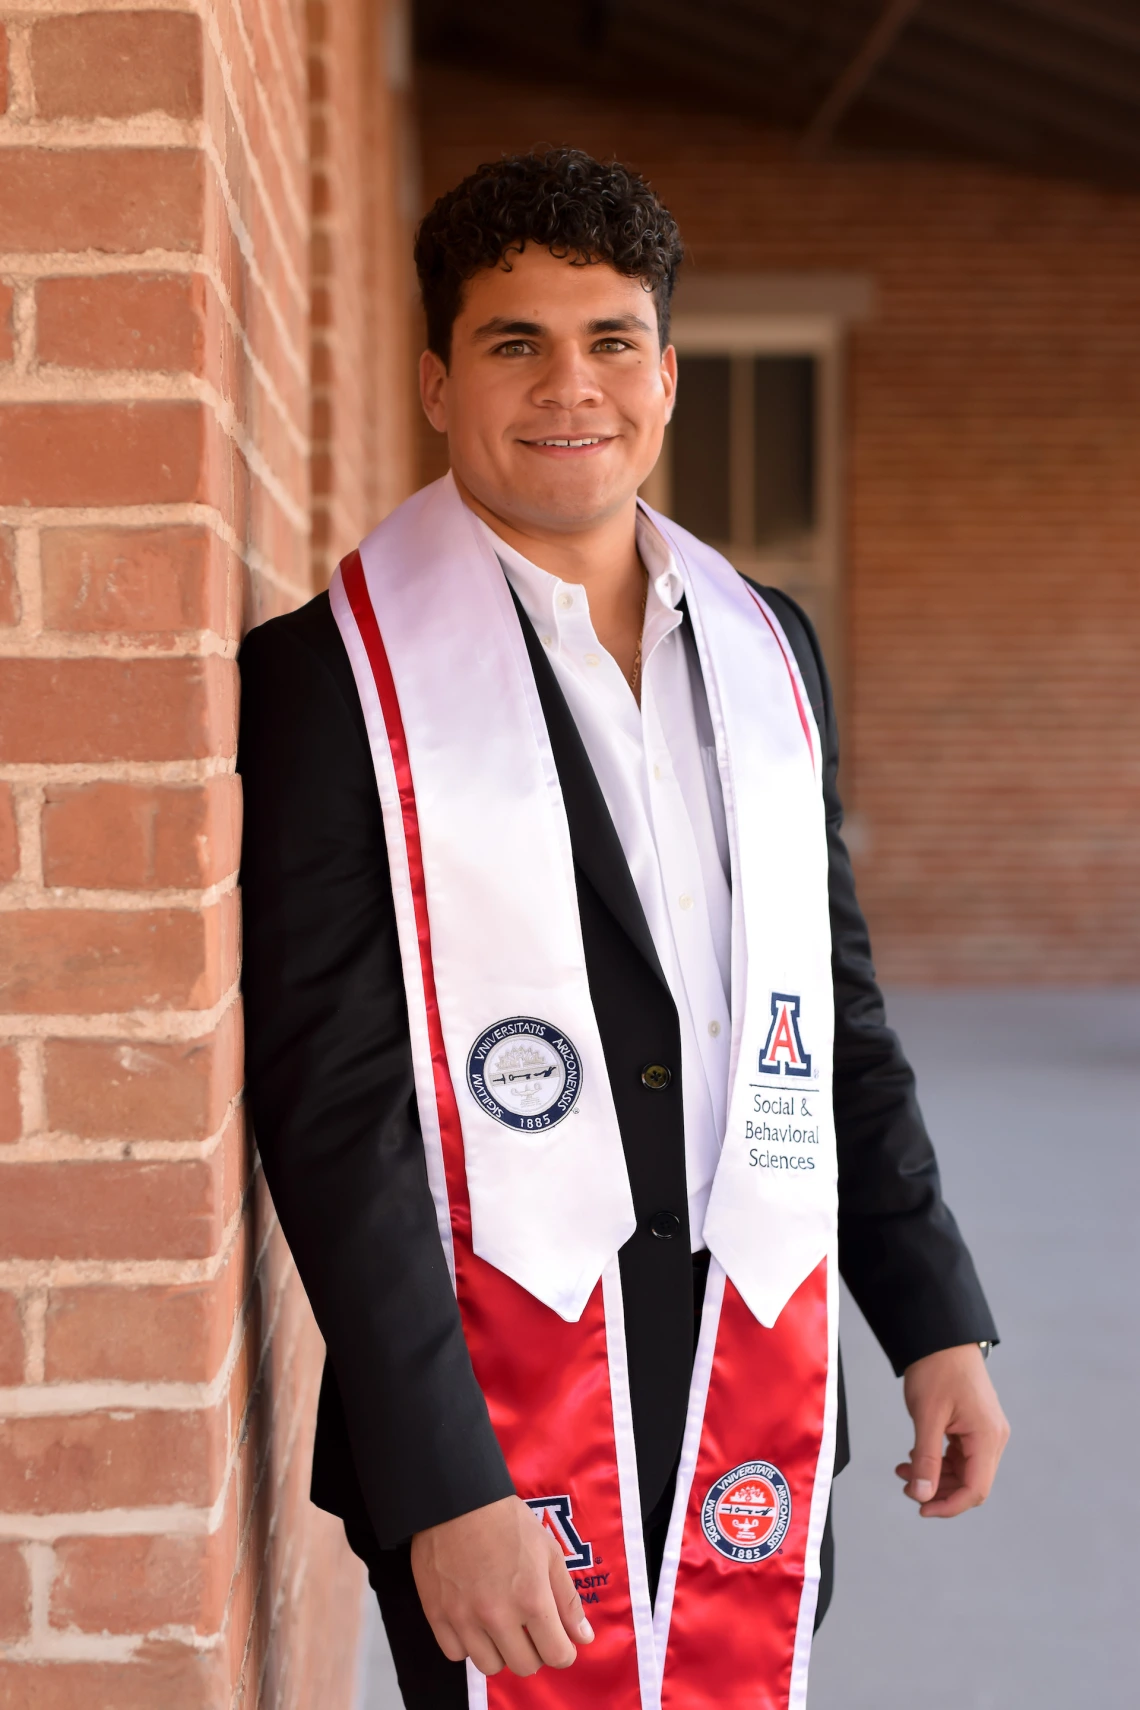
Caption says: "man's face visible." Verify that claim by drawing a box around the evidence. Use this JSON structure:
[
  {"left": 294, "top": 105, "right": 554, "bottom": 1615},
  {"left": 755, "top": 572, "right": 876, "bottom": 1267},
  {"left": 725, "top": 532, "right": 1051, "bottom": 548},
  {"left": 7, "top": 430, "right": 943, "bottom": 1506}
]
[{"left": 420, "top": 244, "right": 677, "bottom": 534}]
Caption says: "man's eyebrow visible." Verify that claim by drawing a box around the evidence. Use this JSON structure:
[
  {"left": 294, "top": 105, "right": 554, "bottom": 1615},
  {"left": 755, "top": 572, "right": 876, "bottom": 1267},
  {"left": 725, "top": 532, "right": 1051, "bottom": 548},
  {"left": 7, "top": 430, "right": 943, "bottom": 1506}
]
[
  {"left": 471, "top": 317, "right": 545, "bottom": 341},
  {"left": 469, "top": 312, "right": 655, "bottom": 342},
  {"left": 587, "top": 314, "right": 654, "bottom": 335}
]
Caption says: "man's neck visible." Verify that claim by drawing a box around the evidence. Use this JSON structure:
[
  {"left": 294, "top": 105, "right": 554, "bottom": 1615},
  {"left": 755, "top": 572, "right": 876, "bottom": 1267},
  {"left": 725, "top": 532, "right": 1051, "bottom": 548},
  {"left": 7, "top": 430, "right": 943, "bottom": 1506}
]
[{"left": 455, "top": 475, "right": 648, "bottom": 687}]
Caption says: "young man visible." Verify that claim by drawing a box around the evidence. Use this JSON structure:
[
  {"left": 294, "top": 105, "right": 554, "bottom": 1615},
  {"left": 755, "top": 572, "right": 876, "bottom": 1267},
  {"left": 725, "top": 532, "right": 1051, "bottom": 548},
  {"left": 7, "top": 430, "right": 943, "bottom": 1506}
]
[{"left": 238, "top": 150, "right": 1008, "bottom": 1709}]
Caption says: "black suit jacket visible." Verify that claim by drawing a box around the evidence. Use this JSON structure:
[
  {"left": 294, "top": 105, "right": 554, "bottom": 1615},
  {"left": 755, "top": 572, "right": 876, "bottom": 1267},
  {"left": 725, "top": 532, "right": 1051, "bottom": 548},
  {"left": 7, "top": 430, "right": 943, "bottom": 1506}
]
[{"left": 237, "top": 580, "right": 997, "bottom": 1553}]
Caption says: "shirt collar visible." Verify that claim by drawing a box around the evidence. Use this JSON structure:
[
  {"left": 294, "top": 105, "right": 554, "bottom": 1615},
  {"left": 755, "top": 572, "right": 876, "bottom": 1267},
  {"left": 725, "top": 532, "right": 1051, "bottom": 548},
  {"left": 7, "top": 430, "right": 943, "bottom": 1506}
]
[
  {"left": 636, "top": 509, "right": 686, "bottom": 611},
  {"left": 468, "top": 506, "right": 685, "bottom": 636}
]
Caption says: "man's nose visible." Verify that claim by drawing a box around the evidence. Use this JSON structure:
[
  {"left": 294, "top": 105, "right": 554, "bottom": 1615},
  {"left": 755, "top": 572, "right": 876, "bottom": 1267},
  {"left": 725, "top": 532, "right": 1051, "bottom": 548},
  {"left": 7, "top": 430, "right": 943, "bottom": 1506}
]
[{"left": 533, "top": 344, "right": 603, "bottom": 411}]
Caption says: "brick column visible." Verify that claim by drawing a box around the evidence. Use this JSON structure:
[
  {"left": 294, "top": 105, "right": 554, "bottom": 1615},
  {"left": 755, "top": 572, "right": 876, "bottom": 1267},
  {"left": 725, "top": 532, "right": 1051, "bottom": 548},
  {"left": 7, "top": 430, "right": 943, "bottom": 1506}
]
[
  {"left": 310, "top": 0, "right": 416, "bottom": 587},
  {"left": 0, "top": 3, "right": 399, "bottom": 1702}
]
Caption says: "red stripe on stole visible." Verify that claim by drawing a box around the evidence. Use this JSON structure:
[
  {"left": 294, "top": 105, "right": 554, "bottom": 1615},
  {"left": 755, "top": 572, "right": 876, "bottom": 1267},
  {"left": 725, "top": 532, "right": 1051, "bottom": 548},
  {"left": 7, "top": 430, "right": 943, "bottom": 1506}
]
[
  {"left": 340, "top": 549, "right": 472, "bottom": 1234},
  {"left": 338, "top": 550, "right": 642, "bottom": 1710},
  {"left": 745, "top": 586, "right": 816, "bottom": 770}
]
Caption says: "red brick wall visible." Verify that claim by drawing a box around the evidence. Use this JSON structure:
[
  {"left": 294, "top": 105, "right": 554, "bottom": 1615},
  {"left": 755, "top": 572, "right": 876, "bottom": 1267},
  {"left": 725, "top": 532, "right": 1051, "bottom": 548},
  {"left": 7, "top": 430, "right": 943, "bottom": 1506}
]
[
  {"left": 310, "top": 0, "right": 416, "bottom": 585},
  {"left": 0, "top": 4, "right": 413, "bottom": 1704},
  {"left": 417, "top": 64, "right": 1140, "bottom": 983}
]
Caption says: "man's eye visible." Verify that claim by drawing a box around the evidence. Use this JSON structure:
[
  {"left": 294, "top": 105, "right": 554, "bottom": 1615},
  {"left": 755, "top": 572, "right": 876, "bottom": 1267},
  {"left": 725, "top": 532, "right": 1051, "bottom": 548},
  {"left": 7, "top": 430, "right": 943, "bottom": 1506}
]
[
  {"left": 594, "top": 339, "right": 632, "bottom": 353},
  {"left": 494, "top": 341, "right": 534, "bottom": 356}
]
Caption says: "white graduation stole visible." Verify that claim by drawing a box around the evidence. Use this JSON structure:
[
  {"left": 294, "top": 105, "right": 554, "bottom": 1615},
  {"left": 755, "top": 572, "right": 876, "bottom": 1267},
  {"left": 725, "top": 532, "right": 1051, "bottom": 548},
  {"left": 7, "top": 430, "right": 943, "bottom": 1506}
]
[
  {"left": 330, "top": 473, "right": 838, "bottom": 1710},
  {"left": 331, "top": 472, "right": 835, "bottom": 1327}
]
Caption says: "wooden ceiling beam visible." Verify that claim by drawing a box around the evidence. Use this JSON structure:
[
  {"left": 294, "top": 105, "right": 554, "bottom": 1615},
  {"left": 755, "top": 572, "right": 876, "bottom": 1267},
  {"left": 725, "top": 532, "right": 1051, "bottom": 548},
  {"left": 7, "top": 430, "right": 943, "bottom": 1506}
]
[
  {"left": 999, "top": 0, "right": 1140, "bottom": 60},
  {"left": 611, "top": 0, "right": 832, "bottom": 121},
  {"left": 856, "top": 67, "right": 1068, "bottom": 165},
  {"left": 624, "top": 0, "right": 825, "bottom": 83},
  {"left": 413, "top": 0, "right": 1140, "bottom": 185},
  {"left": 922, "top": 0, "right": 1140, "bottom": 114},
  {"left": 801, "top": 0, "right": 925, "bottom": 155},
  {"left": 885, "top": 26, "right": 1140, "bottom": 161}
]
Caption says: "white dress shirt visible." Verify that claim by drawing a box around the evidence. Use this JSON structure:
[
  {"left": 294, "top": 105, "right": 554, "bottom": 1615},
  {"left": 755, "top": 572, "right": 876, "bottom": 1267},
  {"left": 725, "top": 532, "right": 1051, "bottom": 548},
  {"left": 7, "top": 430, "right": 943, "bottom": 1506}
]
[{"left": 474, "top": 510, "right": 732, "bottom": 1248}]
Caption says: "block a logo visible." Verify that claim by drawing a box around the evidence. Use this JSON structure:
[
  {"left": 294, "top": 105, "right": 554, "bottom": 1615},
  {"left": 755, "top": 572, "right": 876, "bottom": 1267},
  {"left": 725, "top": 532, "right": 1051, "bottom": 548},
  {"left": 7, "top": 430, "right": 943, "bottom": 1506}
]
[
  {"left": 757, "top": 991, "right": 812, "bottom": 1079},
  {"left": 525, "top": 1494, "right": 593, "bottom": 1571}
]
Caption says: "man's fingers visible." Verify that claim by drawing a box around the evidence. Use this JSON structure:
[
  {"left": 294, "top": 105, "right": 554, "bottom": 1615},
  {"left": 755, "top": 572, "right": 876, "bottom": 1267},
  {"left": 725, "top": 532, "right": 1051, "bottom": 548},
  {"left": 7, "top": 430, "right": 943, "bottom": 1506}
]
[
  {"left": 459, "top": 1624, "right": 510, "bottom": 1678},
  {"left": 898, "top": 1423, "right": 1006, "bottom": 1516},
  {"left": 901, "top": 1413, "right": 947, "bottom": 1505},
  {"left": 470, "top": 1544, "right": 585, "bottom": 1676},
  {"left": 926, "top": 1429, "right": 1002, "bottom": 1515},
  {"left": 437, "top": 1606, "right": 553, "bottom": 1679},
  {"left": 899, "top": 1345, "right": 1010, "bottom": 1519},
  {"left": 521, "top": 1600, "right": 579, "bottom": 1670},
  {"left": 964, "top": 1416, "right": 1007, "bottom": 1502},
  {"left": 411, "top": 1495, "right": 597, "bottom": 1679},
  {"left": 558, "top": 1582, "right": 595, "bottom": 1646},
  {"left": 918, "top": 1486, "right": 977, "bottom": 1518},
  {"left": 547, "top": 1541, "right": 595, "bottom": 1646},
  {"left": 482, "top": 1617, "right": 547, "bottom": 1678},
  {"left": 428, "top": 1617, "right": 468, "bottom": 1664},
  {"left": 433, "top": 1612, "right": 508, "bottom": 1676},
  {"left": 916, "top": 1446, "right": 980, "bottom": 1517},
  {"left": 506, "top": 1543, "right": 582, "bottom": 1668}
]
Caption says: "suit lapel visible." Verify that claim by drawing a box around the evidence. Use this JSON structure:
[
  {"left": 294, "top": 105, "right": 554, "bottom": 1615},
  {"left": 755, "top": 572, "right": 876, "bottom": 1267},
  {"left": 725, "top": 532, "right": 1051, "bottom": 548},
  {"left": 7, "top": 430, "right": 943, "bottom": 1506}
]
[{"left": 509, "top": 588, "right": 669, "bottom": 993}]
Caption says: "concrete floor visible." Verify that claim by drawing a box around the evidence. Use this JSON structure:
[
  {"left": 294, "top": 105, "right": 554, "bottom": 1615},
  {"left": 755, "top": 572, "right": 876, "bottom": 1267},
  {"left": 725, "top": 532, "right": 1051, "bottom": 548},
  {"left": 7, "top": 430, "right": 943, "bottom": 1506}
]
[
  {"left": 355, "top": 990, "right": 1140, "bottom": 1709},
  {"left": 354, "top": 1591, "right": 401, "bottom": 1710}
]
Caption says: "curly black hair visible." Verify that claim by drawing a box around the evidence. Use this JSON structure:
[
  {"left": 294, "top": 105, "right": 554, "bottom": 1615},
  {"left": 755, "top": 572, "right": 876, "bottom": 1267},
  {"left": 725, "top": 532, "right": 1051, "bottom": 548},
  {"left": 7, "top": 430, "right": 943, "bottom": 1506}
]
[{"left": 414, "top": 148, "right": 684, "bottom": 365}]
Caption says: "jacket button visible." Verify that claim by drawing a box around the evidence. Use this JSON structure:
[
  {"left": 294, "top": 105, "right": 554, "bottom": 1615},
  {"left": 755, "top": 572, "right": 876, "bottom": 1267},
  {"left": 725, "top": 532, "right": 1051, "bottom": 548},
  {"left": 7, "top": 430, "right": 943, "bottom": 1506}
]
[
  {"left": 641, "top": 1063, "right": 672, "bottom": 1091},
  {"left": 649, "top": 1210, "right": 682, "bottom": 1240}
]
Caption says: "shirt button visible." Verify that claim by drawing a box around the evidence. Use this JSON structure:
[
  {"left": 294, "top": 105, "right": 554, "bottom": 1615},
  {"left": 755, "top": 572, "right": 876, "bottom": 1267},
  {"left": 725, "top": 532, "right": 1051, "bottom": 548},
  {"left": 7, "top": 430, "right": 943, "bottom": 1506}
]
[
  {"left": 678, "top": 893, "right": 694, "bottom": 911},
  {"left": 652, "top": 763, "right": 662, "bottom": 781},
  {"left": 649, "top": 1210, "right": 682, "bottom": 1240},
  {"left": 641, "top": 1063, "right": 672, "bottom": 1091},
  {"left": 558, "top": 592, "right": 574, "bottom": 610},
  {"left": 584, "top": 653, "right": 600, "bottom": 668},
  {"left": 708, "top": 1020, "right": 721, "bottom": 1038}
]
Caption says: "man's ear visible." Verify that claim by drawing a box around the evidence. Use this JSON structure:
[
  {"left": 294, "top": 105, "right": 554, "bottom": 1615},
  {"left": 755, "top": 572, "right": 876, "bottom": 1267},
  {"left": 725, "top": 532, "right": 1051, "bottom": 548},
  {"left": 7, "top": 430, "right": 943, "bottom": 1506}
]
[
  {"left": 661, "top": 343, "right": 678, "bottom": 425},
  {"left": 419, "top": 348, "right": 449, "bottom": 433}
]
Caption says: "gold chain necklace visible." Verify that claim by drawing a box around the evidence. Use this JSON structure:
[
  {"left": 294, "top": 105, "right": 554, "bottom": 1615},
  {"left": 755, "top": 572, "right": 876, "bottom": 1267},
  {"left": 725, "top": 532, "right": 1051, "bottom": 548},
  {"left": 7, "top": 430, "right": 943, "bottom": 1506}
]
[{"left": 627, "top": 569, "right": 650, "bottom": 699}]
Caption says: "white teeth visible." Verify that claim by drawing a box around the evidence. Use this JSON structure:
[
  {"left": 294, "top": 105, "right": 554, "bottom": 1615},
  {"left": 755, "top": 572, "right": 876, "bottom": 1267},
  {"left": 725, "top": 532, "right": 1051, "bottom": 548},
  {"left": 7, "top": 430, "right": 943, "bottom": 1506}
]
[{"left": 534, "top": 437, "right": 602, "bottom": 447}]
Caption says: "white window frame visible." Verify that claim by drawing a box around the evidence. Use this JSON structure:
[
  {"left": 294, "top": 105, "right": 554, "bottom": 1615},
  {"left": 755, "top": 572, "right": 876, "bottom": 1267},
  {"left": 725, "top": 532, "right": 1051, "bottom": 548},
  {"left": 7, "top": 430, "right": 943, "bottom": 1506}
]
[{"left": 642, "top": 275, "right": 873, "bottom": 716}]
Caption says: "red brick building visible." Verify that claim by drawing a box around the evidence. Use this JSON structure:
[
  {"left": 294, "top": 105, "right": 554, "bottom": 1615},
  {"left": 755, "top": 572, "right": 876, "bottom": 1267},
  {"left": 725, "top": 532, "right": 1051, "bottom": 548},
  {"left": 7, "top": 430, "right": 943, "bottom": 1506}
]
[
  {"left": 0, "top": 1, "right": 413, "bottom": 1702},
  {"left": 1, "top": 3, "right": 1136, "bottom": 1705},
  {"left": 417, "top": 43, "right": 1140, "bottom": 985}
]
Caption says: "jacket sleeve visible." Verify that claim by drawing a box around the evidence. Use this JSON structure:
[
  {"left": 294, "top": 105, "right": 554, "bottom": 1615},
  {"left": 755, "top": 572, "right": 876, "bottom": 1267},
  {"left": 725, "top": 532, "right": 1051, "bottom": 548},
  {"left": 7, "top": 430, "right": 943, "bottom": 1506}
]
[
  {"left": 237, "top": 606, "right": 514, "bottom": 1545},
  {"left": 759, "top": 587, "right": 999, "bottom": 1374}
]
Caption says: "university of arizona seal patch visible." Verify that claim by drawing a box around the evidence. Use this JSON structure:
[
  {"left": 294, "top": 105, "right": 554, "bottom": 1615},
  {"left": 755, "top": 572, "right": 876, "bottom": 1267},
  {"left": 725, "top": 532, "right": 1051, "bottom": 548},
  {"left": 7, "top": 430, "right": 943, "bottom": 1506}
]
[
  {"left": 702, "top": 1461, "right": 792, "bottom": 1563},
  {"left": 466, "top": 1017, "right": 582, "bottom": 1132}
]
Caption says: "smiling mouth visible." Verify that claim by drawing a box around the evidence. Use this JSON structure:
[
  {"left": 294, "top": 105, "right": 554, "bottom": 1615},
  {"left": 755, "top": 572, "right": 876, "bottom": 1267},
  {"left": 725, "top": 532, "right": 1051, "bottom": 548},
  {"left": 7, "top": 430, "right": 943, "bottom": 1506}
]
[{"left": 526, "top": 436, "right": 608, "bottom": 448}]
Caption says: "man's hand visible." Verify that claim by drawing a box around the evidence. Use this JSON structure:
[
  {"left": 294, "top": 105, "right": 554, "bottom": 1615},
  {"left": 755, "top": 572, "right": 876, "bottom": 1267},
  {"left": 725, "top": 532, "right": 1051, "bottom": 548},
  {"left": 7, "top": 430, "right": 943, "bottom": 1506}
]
[
  {"left": 411, "top": 1494, "right": 595, "bottom": 1678},
  {"left": 896, "top": 1343, "right": 1010, "bottom": 1517}
]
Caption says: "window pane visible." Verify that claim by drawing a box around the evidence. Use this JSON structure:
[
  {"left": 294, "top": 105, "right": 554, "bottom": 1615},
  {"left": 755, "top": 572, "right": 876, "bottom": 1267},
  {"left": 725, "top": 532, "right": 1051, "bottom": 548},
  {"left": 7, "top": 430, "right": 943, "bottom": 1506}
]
[
  {"left": 671, "top": 355, "right": 731, "bottom": 542},
  {"left": 753, "top": 356, "right": 815, "bottom": 545}
]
